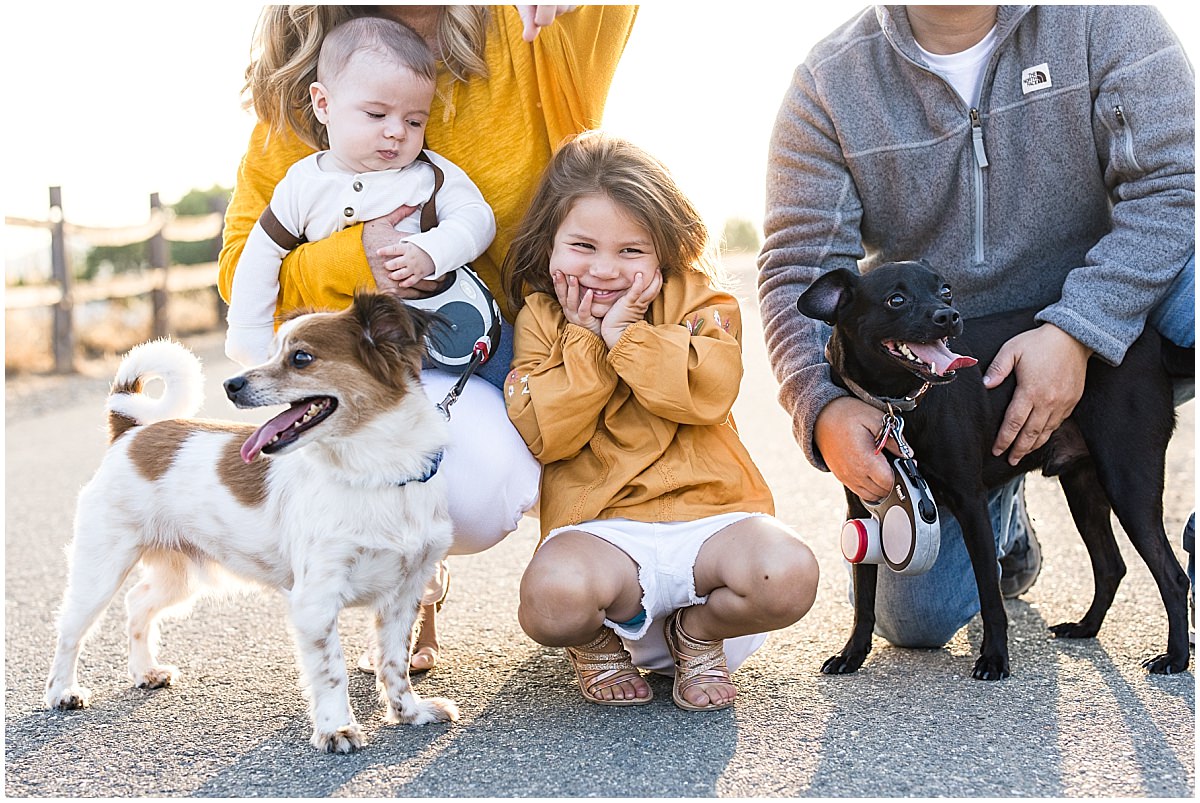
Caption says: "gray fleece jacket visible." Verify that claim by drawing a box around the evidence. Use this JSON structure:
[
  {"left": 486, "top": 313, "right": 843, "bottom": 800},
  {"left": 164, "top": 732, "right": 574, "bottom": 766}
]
[{"left": 758, "top": 4, "right": 1195, "bottom": 470}]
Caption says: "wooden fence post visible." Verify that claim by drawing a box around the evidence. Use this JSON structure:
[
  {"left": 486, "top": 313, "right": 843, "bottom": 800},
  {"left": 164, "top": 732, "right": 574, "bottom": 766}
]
[
  {"left": 211, "top": 195, "right": 229, "bottom": 325},
  {"left": 49, "top": 186, "right": 76, "bottom": 374},
  {"left": 148, "top": 193, "right": 169, "bottom": 339}
]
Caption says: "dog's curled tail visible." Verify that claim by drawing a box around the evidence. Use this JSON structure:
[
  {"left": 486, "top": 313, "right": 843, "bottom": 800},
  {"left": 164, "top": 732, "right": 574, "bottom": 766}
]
[{"left": 106, "top": 339, "right": 204, "bottom": 442}]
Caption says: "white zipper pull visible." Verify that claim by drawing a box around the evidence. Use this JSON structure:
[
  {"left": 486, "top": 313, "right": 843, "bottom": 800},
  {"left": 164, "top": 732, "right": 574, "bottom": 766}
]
[{"left": 970, "top": 108, "right": 990, "bottom": 168}]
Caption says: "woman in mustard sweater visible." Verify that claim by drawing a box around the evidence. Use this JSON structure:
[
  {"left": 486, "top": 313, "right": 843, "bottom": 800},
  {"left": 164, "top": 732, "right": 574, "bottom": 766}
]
[{"left": 219, "top": 6, "right": 638, "bottom": 672}]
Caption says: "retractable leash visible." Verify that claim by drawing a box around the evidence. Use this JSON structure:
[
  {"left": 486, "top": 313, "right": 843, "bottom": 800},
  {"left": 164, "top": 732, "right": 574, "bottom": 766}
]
[
  {"left": 839, "top": 401, "right": 942, "bottom": 575},
  {"left": 435, "top": 337, "right": 491, "bottom": 420},
  {"left": 400, "top": 151, "right": 502, "bottom": 419}
]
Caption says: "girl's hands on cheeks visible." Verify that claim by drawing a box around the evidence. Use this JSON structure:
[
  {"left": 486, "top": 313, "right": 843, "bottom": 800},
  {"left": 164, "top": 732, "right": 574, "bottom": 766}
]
[
  {"left": 554, "top": 270, "right": 603, "bottom": 338},
  {"left": 601, "top": 269, "right": 662, "bottom": 350}
]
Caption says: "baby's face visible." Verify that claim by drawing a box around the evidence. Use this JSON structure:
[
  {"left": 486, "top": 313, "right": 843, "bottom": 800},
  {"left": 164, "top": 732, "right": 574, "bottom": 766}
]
[{"left": 311, "top": 51, "right": 434, "bottom": 174}]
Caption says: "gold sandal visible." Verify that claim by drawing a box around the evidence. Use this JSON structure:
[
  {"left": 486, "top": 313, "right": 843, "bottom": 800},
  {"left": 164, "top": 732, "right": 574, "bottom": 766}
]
[
  {"left": 664, "top": 609, "right": 733, "bottom": 711},
  {"left": 565, "top": 628, "right": 653, "bottom": 706}
]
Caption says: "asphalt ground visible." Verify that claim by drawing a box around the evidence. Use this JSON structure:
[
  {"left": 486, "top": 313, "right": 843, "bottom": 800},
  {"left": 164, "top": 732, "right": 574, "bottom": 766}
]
[{"left": 5, "top": 254, "right": 1195, "bottom": 797}]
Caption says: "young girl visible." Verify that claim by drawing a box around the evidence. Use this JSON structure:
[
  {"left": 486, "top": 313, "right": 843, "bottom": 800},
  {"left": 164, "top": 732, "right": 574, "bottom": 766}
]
[{"left": 502, "top": 132, "right": 819, "bottom": 710}]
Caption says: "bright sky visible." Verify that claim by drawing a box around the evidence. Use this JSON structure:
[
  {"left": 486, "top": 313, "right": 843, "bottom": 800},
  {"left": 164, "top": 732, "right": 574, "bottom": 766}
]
[{"left": 3, "top": 4, "right": 1196, "bottom": 261}]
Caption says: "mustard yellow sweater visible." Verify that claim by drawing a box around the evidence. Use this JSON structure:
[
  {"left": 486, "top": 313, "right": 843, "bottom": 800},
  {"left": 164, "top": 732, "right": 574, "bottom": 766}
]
[
  {"left": 218, "top": 6, "right": 638, "bottom": 322},
  {"left": 506, "top": 270, "right": 776, "bottom": 541}
]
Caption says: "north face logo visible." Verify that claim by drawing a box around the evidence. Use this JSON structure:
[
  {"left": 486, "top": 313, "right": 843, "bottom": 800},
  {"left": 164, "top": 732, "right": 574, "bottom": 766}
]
[{"left": 1021, "top": 63, "right": 1053, "bottom": 94}]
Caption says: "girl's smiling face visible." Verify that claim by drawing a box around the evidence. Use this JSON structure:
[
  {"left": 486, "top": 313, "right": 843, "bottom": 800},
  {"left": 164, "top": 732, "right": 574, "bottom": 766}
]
[{"left": 549, "top": 194, "right": 660, "bottom": 317}]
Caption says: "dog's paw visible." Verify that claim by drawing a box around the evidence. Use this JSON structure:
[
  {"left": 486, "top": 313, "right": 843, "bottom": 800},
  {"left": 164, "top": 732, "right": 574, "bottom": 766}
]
[
  {"left": 311, "top": 724, "right": 366, "bottom": 754},
  {"left": 45, "top": 685, "right": 92, "bottom": 710},
  {"left": 1141, "top": 652, "right": 1190, "bottom": 675},
  {"left": 971, "top": 654, "right": 1011, "bottom": 681},
  {"left": 133, "top": 664, "right": 179, "bottom": 690},
  {"left": 1048, "top": 621, "right": 1100, "bottom": 639},
  {"left": 820, "top": 652, "right": 866, "bottom": 675},
  {"left": 386, "top": 694, "right": 460, "bottom": 725}
]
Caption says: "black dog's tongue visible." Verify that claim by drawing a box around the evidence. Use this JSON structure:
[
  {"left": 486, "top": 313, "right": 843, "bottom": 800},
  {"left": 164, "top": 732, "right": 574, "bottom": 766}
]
[{"left": 906, "top": 340, "right": 978, "bottom": 376}]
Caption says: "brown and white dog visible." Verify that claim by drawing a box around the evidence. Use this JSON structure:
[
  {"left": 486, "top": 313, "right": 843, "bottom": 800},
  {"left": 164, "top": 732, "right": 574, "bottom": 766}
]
[{"left": 44, "top": 292, "right": 458, "bottom": 753}]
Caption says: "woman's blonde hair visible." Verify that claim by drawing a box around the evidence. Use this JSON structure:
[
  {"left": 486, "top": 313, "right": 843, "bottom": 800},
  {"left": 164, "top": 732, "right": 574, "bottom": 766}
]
[
  {"left": 243, "top": 5, "right": 490, "bottom": 150},
  {"left": 503, "top": 131, "right": 723, "bottom": 313}
]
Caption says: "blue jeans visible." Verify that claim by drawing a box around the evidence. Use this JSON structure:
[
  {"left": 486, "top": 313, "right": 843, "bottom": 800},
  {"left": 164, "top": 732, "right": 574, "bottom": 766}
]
[
  {"left": 475, "top": 319, "right": 515, "bottom": 389},
  {"left": 871, "top": 252, "right": 1196, "bottom": 647},
  {"left": 871, "top": 482, "right": 1025, "bottom": 647}
]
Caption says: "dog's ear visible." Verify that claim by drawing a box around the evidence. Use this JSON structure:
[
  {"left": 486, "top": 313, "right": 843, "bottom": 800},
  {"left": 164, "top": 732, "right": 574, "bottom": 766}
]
[
  {"left": 797, "top": 269, "right": 857, "bottom": 325},
  {"left": 350, "top": 291, "right": 433, "bottom": 387}
]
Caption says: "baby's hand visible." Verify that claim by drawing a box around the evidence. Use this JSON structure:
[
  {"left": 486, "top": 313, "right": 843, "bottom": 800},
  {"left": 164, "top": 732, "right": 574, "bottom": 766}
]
[
  {"left": 601, "top": 269, "right": 663, "bottom": 349},
  {"left": 553, "top": 270, "right": 603, "bottom": 338},
  {"left": 385, "top": 243, "right": 436, "bottom": 288}
]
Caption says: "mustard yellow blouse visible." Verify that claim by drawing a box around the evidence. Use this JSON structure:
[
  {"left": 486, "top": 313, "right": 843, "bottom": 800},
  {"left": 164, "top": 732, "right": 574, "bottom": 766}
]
[{"left": 506, "top": 270, "right": 776, "bottom": 541}]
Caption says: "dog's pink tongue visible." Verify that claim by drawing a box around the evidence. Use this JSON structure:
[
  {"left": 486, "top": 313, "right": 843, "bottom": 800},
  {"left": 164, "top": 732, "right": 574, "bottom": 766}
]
[
  {"left": 240, "top": 402, "right": 310, "bottom": 463},
  {"left": 906, "top": 341, "right": 978, "bottom": 376}
]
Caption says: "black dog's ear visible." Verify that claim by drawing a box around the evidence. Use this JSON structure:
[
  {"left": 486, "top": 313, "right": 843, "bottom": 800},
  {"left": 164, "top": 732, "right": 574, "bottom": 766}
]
[{"left": 797, "top": 268, "right": 857, "bottom": 325}]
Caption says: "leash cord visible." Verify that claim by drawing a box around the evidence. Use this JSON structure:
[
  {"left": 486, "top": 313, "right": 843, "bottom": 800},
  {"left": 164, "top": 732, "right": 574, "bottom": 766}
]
[{"left": 436, "top": 339, "right": 490, "bottom": 420}]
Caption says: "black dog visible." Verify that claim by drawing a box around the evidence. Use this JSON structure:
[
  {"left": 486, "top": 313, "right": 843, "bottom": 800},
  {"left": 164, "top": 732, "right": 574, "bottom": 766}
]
[{"left": 798, "top": 260, "right": 1189, "bottom": 679}]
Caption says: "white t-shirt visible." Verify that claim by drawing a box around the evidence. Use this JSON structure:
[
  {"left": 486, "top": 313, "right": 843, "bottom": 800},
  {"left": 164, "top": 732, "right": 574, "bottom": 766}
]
[{"left": 916, "top": 26, "right": 999, "bottom": 106}]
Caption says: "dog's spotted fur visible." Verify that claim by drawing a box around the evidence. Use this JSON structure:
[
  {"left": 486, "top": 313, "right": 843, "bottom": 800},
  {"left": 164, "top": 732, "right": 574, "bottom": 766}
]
[{"left": 45, "top": 293, "right": 459, "bottom": 752}]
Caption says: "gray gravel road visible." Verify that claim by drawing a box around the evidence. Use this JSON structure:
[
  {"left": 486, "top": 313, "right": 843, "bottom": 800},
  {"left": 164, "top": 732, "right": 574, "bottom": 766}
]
[{"left": 5, "top": 256, "right": 1194, "bottom": 797}]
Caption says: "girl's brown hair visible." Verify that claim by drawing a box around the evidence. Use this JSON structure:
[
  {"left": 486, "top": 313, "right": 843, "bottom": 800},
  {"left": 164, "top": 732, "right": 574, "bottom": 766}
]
[
  {"left": 244, "top": 6, "right": 490, "bottom": 150},
  {"left": 503, "top": 131, "right": 721, "bottom": 313}
]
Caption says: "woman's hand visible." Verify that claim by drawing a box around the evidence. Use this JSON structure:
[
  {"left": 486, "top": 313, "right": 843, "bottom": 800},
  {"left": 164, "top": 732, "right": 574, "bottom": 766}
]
[
  {"left": 362, "top": 204, "right": 439, "bottom": 298},
  {"left": 601, "top": 269, "right": 662, "bottom": 349},
  {"left": 515, "top": 5, "right": 577, "bottom": 42},
  {"left": 982, "top": 324, "right": 1091, "bottom": 465},
  {"left": 553, "top": 270, "right": 603, "bottom": 338}
]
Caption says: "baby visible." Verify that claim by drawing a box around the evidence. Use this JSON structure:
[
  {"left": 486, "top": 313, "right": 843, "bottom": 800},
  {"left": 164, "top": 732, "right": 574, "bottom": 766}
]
[{"left": 225, "top": 16, "right": 495, "bottom": 366}]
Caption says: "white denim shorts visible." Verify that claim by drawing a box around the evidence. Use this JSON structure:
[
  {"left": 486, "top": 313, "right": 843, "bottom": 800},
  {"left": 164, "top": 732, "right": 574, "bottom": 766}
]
[{"left": 542, "top": 511, "right": 771, "bottom": 674}]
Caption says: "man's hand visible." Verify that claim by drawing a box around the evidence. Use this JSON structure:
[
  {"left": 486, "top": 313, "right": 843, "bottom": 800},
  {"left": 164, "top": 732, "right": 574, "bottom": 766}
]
[
  {"left": 982, "top": 324, "right": 1092, "bottom": 465},
  {"left": 600, "top": 270, "right": 662, "bottom": 349},
  {"left": 814, "top": 396, "right": 898, "bottom": 503}
]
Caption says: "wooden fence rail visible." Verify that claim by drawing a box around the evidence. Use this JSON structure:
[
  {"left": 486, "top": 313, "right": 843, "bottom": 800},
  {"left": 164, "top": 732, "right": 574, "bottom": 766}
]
[{"left": 5, "top": 186, "right": 225, "bottom": 373}]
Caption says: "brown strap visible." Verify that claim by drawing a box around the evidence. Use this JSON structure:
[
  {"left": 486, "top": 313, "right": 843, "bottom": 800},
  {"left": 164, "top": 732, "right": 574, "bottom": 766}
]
[
  {"left": 414, "top": 150, "right": 445, "bottom": 233},
  {"left": 258, "top": 206, "right": 307, "bottom": 251}
]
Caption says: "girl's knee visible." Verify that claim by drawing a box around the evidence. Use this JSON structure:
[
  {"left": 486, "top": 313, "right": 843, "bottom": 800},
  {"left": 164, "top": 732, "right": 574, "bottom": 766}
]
[
  {"left": 517, "top": 545, "right": 606, "bottom": 644},
  {"left": 756, "top": 540, "right": 820, "bottom": 623},
  {"left": 733, "top": 528, "right": 820, "bottom": 624}
]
